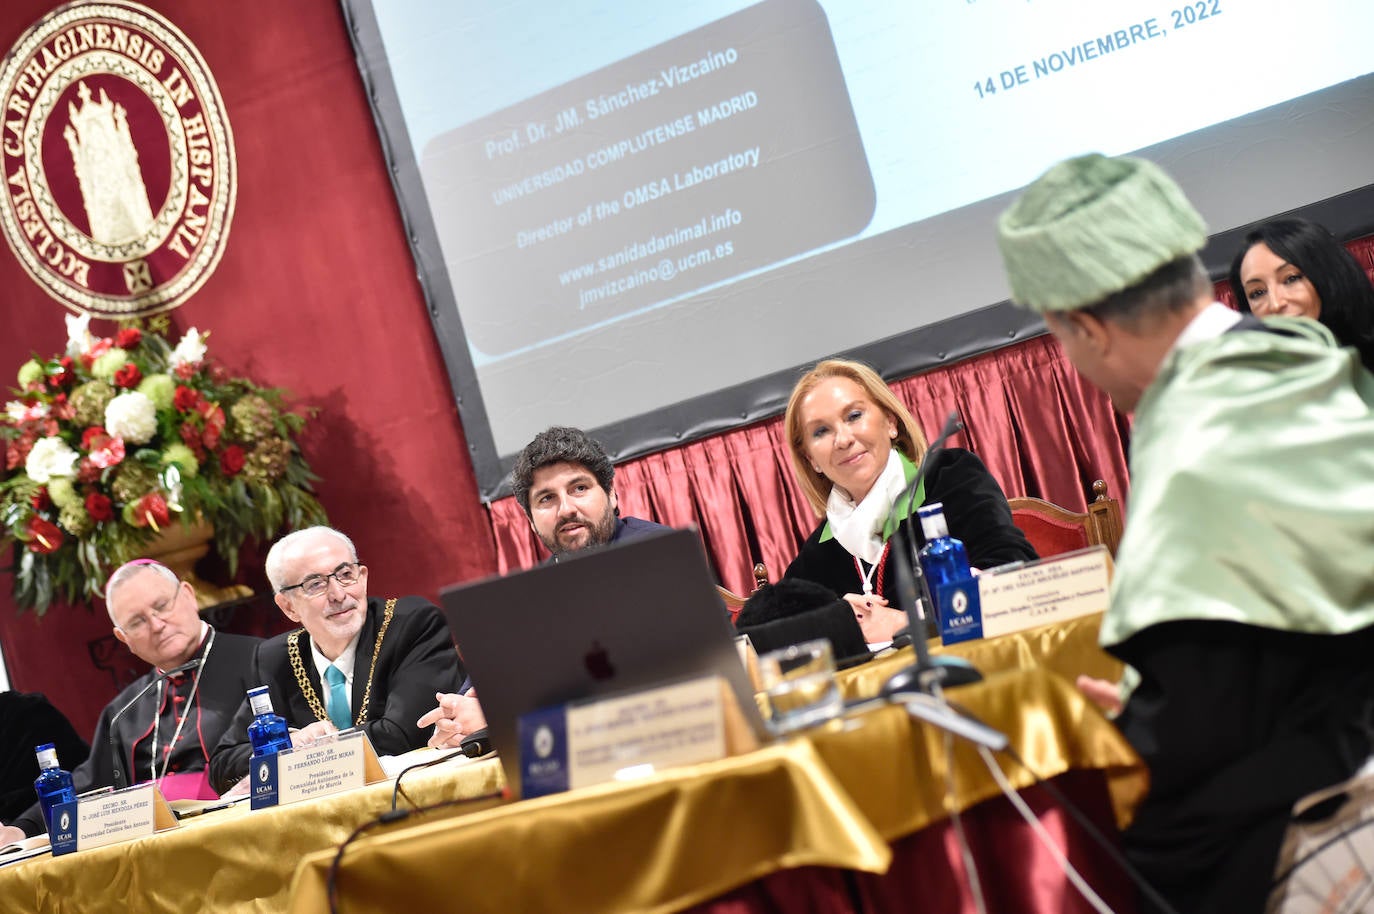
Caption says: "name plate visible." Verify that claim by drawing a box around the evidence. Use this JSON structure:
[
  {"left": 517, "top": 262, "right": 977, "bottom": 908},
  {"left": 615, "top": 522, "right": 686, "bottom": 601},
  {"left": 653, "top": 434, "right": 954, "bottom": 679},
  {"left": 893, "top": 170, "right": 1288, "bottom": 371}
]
[
  {"left": 50, "top": 784, "right": 177, "bottom": 856},
  {"left": 250, "top": 730, "right": 386, "bottom": 809},
  {"left": 977, "top": 545, "right": 1113, "bottom": 640},
  {"left": 520, "top": 675, "right": 737, "bottom": 799}
]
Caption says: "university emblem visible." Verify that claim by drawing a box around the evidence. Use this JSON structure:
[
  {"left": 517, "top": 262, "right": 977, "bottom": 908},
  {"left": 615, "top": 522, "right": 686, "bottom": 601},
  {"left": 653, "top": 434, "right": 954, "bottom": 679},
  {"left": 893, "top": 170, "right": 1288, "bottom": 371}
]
[{"left": 0, "top": 1, "right": 235, "bottom": 317}]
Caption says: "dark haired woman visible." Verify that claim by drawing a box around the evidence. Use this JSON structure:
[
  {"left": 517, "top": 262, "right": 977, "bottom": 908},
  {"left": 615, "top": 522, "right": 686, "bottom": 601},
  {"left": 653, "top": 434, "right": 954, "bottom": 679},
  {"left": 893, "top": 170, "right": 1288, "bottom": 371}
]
[{"left": 1229, "top": 218, "right": 1374, "bottom": 371}]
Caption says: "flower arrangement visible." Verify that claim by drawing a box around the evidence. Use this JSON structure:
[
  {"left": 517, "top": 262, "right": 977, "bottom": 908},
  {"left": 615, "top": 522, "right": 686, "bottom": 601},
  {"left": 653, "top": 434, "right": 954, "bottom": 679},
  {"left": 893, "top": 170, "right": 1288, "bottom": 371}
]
[{"left": 1, "top": 314, "right": 328, "bottom": 614}]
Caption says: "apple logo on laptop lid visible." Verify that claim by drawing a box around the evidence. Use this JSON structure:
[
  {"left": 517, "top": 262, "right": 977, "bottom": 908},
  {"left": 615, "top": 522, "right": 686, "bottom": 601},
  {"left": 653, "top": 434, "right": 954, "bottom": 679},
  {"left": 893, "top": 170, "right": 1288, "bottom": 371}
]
[{"left": 583, "top": 641, "right": 616, "bottom": 681}]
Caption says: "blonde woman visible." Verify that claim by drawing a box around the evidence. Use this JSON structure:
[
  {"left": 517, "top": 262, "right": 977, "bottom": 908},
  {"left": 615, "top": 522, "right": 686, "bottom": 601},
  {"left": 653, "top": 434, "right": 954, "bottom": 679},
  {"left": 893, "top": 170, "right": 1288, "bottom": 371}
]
[{"left": 781, "top": 360, "right": 1035, "bottom": 644}]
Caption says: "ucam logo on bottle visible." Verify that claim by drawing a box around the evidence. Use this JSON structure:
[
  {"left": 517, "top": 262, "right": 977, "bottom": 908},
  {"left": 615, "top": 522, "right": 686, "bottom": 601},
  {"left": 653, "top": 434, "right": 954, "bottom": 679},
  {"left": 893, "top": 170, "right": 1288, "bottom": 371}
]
[{"left": 937, "top": 579, "right": 984, "bottom": 645}]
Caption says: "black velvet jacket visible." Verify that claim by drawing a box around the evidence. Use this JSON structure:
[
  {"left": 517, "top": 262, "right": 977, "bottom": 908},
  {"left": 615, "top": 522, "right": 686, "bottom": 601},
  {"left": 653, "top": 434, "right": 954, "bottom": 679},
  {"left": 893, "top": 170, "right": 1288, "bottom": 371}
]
[{"left": 208, "top": 596, "right": 462, "bottom": 794}]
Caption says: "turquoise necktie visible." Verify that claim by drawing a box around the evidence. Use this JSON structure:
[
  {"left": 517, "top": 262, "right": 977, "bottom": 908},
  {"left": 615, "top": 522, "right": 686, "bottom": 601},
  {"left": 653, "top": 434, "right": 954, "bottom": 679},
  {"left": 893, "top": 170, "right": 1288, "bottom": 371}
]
[{"left": 324, "top": 663, "right": 351, "bottom": 730}]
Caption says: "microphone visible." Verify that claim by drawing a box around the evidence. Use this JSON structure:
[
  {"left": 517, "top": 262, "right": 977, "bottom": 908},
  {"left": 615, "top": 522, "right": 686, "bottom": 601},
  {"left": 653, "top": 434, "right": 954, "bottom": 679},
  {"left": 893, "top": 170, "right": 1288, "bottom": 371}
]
[
  {"left": 892, "top": 409, "right": 965, "bottom": 560},
  {"left": 109, "top": 659, "right": 202, "bottom": 790},
  {"left": 880, "top": 409, "right": 988, "bottom": 700},
  {"left": 887, "top": 408, "right": 963, "bottom": 632}
]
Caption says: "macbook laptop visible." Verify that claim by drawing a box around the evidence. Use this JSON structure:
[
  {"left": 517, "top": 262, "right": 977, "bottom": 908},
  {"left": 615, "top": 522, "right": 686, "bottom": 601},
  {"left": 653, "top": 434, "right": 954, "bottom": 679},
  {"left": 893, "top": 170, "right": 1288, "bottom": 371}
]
[{"left": 438, "top": 527, "right": 771, "bottom": 798}]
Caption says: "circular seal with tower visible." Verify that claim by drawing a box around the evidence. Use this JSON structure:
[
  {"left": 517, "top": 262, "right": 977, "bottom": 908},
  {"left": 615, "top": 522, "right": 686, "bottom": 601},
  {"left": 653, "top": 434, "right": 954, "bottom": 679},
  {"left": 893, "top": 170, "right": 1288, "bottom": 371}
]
[{"left": 0, "top": 1, "right": 235, "bottom": 318}]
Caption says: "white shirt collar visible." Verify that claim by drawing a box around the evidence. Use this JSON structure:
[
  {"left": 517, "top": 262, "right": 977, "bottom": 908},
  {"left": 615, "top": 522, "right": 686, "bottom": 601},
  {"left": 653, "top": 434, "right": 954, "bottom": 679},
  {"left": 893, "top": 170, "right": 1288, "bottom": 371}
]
[
  {"left": 825, "top": 449, "right": 907, "bottom": 565},
  {"left": 1169, "top": 302, "right": 1242, "bottom": 356},
  {"left": 309, "top": 628, "right": 363, "bottom": 708}
]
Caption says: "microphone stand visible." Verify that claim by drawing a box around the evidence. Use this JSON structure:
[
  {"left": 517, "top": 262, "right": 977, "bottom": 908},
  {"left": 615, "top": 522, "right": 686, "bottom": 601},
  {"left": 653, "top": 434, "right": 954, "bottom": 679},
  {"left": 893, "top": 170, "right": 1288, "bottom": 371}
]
[
  {"left": 878, "top": 410, "right": 1007, "bottom": 750},
  {"left": 109, "top": 659, "right": 202, "bottom": 790}
]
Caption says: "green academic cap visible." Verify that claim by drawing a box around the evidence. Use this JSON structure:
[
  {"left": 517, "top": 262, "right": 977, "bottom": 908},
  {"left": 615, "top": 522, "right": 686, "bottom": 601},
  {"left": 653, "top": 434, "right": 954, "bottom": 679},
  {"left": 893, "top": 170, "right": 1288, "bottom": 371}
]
[{"left": 997, "top": 153, "right": 1208, "bottom": 313}]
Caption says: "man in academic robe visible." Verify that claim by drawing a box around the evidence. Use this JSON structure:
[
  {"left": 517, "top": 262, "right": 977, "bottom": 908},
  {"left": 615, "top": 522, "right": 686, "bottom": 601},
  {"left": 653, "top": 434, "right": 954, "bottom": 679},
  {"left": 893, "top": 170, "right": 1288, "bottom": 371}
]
[
  {"left": 208, "top": 526, "right": 463, "bottom": 794},
  {"left": 1, "top": 559, "right": 260, "bottom": 840},
  {"left": 996, "top": 153, "right": 1374, "bottom": 913},
  {"left": 416, "top": 426, "right": 669, "bottom": 748}
]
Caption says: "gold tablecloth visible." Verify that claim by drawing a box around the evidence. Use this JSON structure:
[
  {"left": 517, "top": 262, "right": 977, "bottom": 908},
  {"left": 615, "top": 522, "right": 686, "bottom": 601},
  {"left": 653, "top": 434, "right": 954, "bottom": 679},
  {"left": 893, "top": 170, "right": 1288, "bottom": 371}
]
[
  {"left": 0, "top": 754, "right": 504, "bottom": 914},
  {"left": 288, "top": 667, "right": 1146, "bottom": 914},
  {"left": 1, "top": 614, "right": 1140, "bottom": 914},
  {"left": 838, "top": 611, "right": 1123, "bottom": 702}
]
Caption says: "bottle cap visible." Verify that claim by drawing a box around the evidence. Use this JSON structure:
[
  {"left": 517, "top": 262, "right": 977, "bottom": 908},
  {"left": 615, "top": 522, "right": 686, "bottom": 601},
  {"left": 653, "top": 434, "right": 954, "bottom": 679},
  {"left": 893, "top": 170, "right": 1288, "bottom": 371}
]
[
  {"left": 247, "top": 686, "right": 274, "bottom": 716},
  {"left": 35, "top": 743, "right": 59, "bottom": 768},
  {"left": 918, "top": 502, "right": 949, "bottom": 540}
]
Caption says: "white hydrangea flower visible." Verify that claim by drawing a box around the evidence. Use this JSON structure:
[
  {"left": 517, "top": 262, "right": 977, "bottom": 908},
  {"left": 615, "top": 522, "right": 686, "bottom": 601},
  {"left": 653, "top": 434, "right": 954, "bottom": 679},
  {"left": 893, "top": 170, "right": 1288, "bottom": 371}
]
[
  {"left": 24, "top": 436, "right": 78, "bottom": 483},
  {"left": 171, "top": 327, "right": 208, "bottom": 367},
  {"left": 104, "top": 391, "right": 158, "bottom": 445},
  {"left": 65, "top": 311, "right": 93, "bottom": 356}
]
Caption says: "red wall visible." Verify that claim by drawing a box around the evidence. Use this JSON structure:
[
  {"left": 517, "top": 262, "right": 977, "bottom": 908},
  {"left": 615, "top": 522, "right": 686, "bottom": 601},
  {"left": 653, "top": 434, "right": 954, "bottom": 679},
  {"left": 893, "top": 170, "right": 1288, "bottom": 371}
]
[{"left": 0, "top": 0, "right": 497, "bottom": 735}]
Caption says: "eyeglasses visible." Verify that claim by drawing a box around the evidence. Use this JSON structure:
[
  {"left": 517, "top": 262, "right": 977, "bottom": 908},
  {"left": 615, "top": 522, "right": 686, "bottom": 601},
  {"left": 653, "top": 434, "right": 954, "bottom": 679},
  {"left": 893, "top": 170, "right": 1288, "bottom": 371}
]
[
  {"left": 279, "top": 562, "right": 362, "bottom": 598},
  {"left": 119, "top": 583, "right": 182, "bottom": 636}
]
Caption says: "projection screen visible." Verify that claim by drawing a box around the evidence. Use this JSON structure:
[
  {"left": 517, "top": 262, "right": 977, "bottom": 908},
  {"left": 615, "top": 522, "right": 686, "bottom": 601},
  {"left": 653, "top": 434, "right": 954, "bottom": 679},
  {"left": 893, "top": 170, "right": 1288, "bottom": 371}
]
[{"left": 342, "top": 0, "right": 1374, "bottom": 499}]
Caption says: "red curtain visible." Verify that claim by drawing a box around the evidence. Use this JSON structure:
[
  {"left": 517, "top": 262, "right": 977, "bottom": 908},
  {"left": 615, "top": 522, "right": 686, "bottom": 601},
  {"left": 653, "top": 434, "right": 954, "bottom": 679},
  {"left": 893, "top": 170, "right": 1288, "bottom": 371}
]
[{"left": 490, "top": 334, "right": 1131, "bottom": 595}]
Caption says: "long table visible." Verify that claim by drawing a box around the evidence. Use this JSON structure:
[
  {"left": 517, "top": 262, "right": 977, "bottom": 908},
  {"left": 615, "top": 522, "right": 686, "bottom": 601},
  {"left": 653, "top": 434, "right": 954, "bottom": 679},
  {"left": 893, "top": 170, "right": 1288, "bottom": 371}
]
[
  {"left": 287, "top": 667, "right": 1146, "bottom": 914},
  {"left": 0, "top": 753, "right": 504, "bottom": 912},
  {"left": 1, "top": 614, "right": 1140, "bottom": 914}
]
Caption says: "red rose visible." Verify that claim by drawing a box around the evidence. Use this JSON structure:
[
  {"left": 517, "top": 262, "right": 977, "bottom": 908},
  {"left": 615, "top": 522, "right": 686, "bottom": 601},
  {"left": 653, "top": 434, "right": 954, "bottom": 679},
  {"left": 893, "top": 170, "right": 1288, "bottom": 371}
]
[
  {"left": 30, "top": 488, "right": 51, "bottom": 510},
  {"left": 174, "top": 363, "right": 196, "bottom": 380},
  {"left": 25, "top": 516, "right": 62, "bottom": 554},
  {"left": 115, "top": 328, "right": 142, "bottom": 348},
  {"left": 133, "top": 493, "right": 171, "bottom": 529},
  {"left": 85, "top": 491, "right": 114, "bottom": 523},
  {"left": 49, "top": 357, "right": 75, "bottom": 388},
  {"left": 82, "top": 426, "right": 107, "bottom": 450},
  {"left": 173, "top": 385, "right": 202, "bottom": 412},
  {"left": 113, "top": 363, "right": 142, "bottom": 389},
  {"left": 219, "top": 444, "right": 245, "bottom": 476}
]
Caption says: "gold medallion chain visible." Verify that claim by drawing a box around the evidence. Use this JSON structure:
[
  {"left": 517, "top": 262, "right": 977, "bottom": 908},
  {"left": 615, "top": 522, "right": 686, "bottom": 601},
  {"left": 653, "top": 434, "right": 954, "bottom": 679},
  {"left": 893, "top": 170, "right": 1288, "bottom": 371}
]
[{"left": 286, "top": 598, "right": 396, "bottom": 727}]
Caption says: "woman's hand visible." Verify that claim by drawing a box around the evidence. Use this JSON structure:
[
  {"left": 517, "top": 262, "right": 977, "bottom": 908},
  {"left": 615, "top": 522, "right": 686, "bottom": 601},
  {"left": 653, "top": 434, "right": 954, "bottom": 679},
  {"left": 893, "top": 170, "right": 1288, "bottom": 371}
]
[{"left": 843, "top": 593, "right": 909, "bottom": 644}]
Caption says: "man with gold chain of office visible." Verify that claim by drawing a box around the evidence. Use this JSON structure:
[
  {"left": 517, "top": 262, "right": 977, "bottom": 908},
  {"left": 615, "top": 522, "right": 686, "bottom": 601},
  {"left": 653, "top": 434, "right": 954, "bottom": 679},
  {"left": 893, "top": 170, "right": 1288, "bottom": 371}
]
[{"left": 208, "top": 526, "right": 463, "bottom": 793}]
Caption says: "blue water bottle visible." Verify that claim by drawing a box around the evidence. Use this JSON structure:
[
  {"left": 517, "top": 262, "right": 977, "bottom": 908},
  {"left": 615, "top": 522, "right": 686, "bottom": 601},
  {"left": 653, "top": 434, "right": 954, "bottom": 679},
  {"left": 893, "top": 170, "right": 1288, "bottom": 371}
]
[
  {"left": 917, "top": 502, "right": 971, "bottom": 592},
  {"left": 918, "top": 503, "right": 983, "bottom": 642},
  {"left": 246, "top": 687, "right": 291, "bottom": 757},
  {"left": 34, "top": 743, "right": 76, "bottom": 833}
]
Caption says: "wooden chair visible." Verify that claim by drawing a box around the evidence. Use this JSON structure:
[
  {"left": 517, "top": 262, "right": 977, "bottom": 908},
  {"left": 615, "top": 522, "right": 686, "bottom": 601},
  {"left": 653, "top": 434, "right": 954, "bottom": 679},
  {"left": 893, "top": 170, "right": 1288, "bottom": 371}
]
[
  {"left": 1007, "top": 480, "right": 1124, "bottom": 559},
  {"left": 717, "top": 563, "right": 770, "bottom": 622}
]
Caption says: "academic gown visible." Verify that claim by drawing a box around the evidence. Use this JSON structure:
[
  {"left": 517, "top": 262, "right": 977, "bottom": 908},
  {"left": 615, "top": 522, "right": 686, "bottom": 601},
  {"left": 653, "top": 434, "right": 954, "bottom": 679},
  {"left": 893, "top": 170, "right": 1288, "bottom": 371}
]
[
  {"left": 1104, "top": 313, "right": 1374, "bottom": 913},
  {"left": 208, "top": 596, "right": 463, "bottom": 794},
  {"left": 782, "top": 448, "right": 1037, "bottom": 600},
  {"left": 7, "top": 628, "right": 260, "bottom": 837}
]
